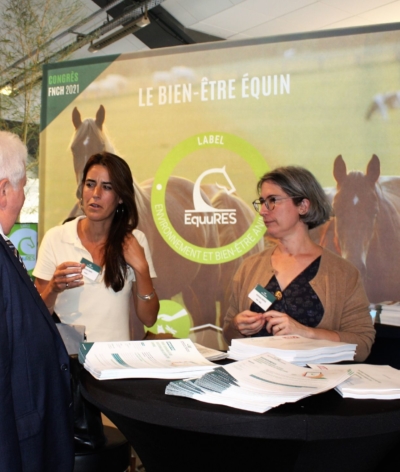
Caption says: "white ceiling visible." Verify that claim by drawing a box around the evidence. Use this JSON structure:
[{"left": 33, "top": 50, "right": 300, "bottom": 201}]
[
  {"left": 163, "top": 0, "right": 400, "bottom": 40},
  {"left": 71, "top": 0, "right": 400, "bottom": 59}
]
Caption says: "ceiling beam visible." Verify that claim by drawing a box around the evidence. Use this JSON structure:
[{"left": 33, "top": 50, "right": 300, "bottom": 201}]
[{"left": 91, "top": 1, "right": 222, "bottom": 48}]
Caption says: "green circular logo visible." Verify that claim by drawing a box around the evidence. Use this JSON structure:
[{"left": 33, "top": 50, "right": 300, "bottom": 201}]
[
  {"left": 146, "top": 300, "right": 191, "bottom": 338},
  {"left": 151, "top": 132, "right": 267, "bottom": 264}
]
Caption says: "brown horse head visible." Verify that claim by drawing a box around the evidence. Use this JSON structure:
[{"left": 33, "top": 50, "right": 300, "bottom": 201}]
[
  {"left": 332, "top": 154, "right": 380, "bottom": 277},
  {"left": 70, "top": 105, "right": 113, "bottom": 191}
]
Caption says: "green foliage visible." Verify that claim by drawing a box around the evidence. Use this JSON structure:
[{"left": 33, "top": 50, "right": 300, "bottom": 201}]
[{"left": 0, "top": 0, "right": 82, "bottom": 175}]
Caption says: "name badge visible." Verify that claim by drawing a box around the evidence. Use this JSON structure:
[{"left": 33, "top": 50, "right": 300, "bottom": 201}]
[
  {"left": 80, "top": 257, "right": 101, "bottom": 281},
  {"left": 248, "top": 284, "right": 276, "bottom": 311}
]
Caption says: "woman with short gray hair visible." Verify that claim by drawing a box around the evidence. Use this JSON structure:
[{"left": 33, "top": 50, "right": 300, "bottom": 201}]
[{"left": 223, "top": 166, "right": 375, "bottom": 362}]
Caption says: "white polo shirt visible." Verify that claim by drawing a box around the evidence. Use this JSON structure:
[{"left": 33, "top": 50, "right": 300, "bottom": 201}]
[{"left": 33, "top": 216, "right": 156, "bottom": 341}]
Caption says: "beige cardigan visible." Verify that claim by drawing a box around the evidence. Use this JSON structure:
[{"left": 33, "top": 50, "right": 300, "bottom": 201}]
[{"left": 223, "top": 246, "right": 375, "bottom": 362}]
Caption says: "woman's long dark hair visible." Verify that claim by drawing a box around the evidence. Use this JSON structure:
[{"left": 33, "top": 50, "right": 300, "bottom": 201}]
[{"left": 81, "top": 152, "right": 139, "bottom": 292}]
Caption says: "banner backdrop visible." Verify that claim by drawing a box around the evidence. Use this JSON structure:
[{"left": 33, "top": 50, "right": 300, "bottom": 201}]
[
  {"left": 9, "top": 223, "right": 38, "bottom": 278},
  {"left": 40, "top": 24, "right": 400, "bottom": 347}
]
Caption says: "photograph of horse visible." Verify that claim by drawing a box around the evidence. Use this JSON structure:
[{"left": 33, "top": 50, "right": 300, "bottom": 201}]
[
  {"left": 69, "top": 105, "right": 113, "bottom": 218},
  {"left": 365, "top": 92, "right": 400, "bottom": 120},
  {"left": 312, "top": 154, "right": 400, "bottom": 303},
  {"left": 69, "top": 105, "right": 262, "bottom": 335}
]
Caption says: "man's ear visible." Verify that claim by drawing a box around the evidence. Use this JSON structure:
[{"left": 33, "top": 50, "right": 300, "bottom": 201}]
[{"left": 0, "top": 179, "right": 9, "bottom": 209}]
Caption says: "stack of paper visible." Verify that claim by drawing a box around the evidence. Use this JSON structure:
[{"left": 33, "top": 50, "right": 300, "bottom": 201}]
[
  {"left": 79, "top": 339, "right": 217, "bottom": 380},
  {"left": 375, "top": 301, "right": 400, "bottom": 326},
  {"left": 228, "top": 335, "right": 357, "bottom": 365},
  {"left": 193, "top": 343, "right": 228, "bottom": 361},
  {"left": 309, "top": 363, "right": 400, "bottom": 399},
  {"left": 166, "top": 352, "right": 353, "bottom": 413}
]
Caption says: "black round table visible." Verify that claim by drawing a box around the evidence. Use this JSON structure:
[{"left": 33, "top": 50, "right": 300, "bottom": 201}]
[{"left": 80, "top": 370, "right": 400, "bottom": 472}]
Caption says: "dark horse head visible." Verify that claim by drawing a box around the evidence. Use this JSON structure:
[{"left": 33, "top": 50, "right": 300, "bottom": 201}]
[{"left": 332, "top": 154, "right": 380, "bottom": 278}]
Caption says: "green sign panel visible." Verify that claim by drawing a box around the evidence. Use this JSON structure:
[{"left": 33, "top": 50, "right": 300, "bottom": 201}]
[{"left": 41, "top": 55, "right": 119, "bottom": 130}]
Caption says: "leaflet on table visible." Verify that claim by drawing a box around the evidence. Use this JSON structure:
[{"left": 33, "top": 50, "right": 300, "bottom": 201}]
[
  {"left": 376, "top": 301, "right": 400, "bottom": 311},
  {"left": 80, "top": 339, "right": 217, "bottom": 380},
  {"left": 373, "top": 301, "right": 400, "bottom": 326},
  {"left": 289, "top": 351, "right": 356, "bottom": 365},
  {"left": 220, "top": 352, "right": 352, "bottom": 394},
  {"left": 309, "top": 363, "right": 400, "bottom": 399},
  {"left": 166, "top": 352, "right": 353, "bottom": 413},
  {"left": 228, "top": 335, "right": 356, "bottom": 364},
  {"left": 193, "top": 343, "right": 228, "bottom": 361}
]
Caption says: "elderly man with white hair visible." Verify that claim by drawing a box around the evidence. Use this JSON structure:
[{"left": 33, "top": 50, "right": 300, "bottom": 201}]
[{"left": 0, "top": 131, "right": 74, "bottom": 471}]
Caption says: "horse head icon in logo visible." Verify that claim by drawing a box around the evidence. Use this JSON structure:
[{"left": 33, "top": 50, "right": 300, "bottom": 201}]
[{"left": 193, "top": 166, "right": 236, "bottom": 212}]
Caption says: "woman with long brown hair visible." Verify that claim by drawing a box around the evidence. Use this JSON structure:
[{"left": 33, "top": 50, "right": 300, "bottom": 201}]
[{"left": 34, "top": 152, "right": 159, "bottom": 341}]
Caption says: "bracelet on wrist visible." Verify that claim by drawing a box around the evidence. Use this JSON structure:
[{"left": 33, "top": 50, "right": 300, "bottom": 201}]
[{"left": 137, "top": 290, "right": 155, "bottom": 301}]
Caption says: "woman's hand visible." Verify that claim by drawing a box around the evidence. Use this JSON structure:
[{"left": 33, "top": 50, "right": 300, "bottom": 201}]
[
  {"left": 123, "top": 234, "right": 148, "bottom": 275},
  {"left": 48, "top": 261, "right": 85, "bottom": 293},
  {"left": 264, "top": 310, "right": 341, "bottom": 342},
  {"left": 233, "top": 310, "right": 266, "bottom": 336},
  {"left": 35, "top": 261, "right": 84, "bottom": 313},
  {"left": 264, "top": 310, "right": 313, "bottom": 337},
  {"left": 123, "top": 234, "right": 159, "bottom": 328}
]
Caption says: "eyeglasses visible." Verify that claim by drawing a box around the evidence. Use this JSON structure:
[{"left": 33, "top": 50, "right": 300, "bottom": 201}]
[{"left": 252, "top": 196, "right": 299, "bottom": 213}]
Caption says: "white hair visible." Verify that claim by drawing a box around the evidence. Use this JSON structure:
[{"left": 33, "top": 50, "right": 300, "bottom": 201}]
[{"left": 0, "top": 131, "right": 27, "bottom": 188}]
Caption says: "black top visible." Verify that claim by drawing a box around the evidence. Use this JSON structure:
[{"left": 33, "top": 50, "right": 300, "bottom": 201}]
[{"left": 251, "top": 256, "right": 324, "bottom": 337}]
